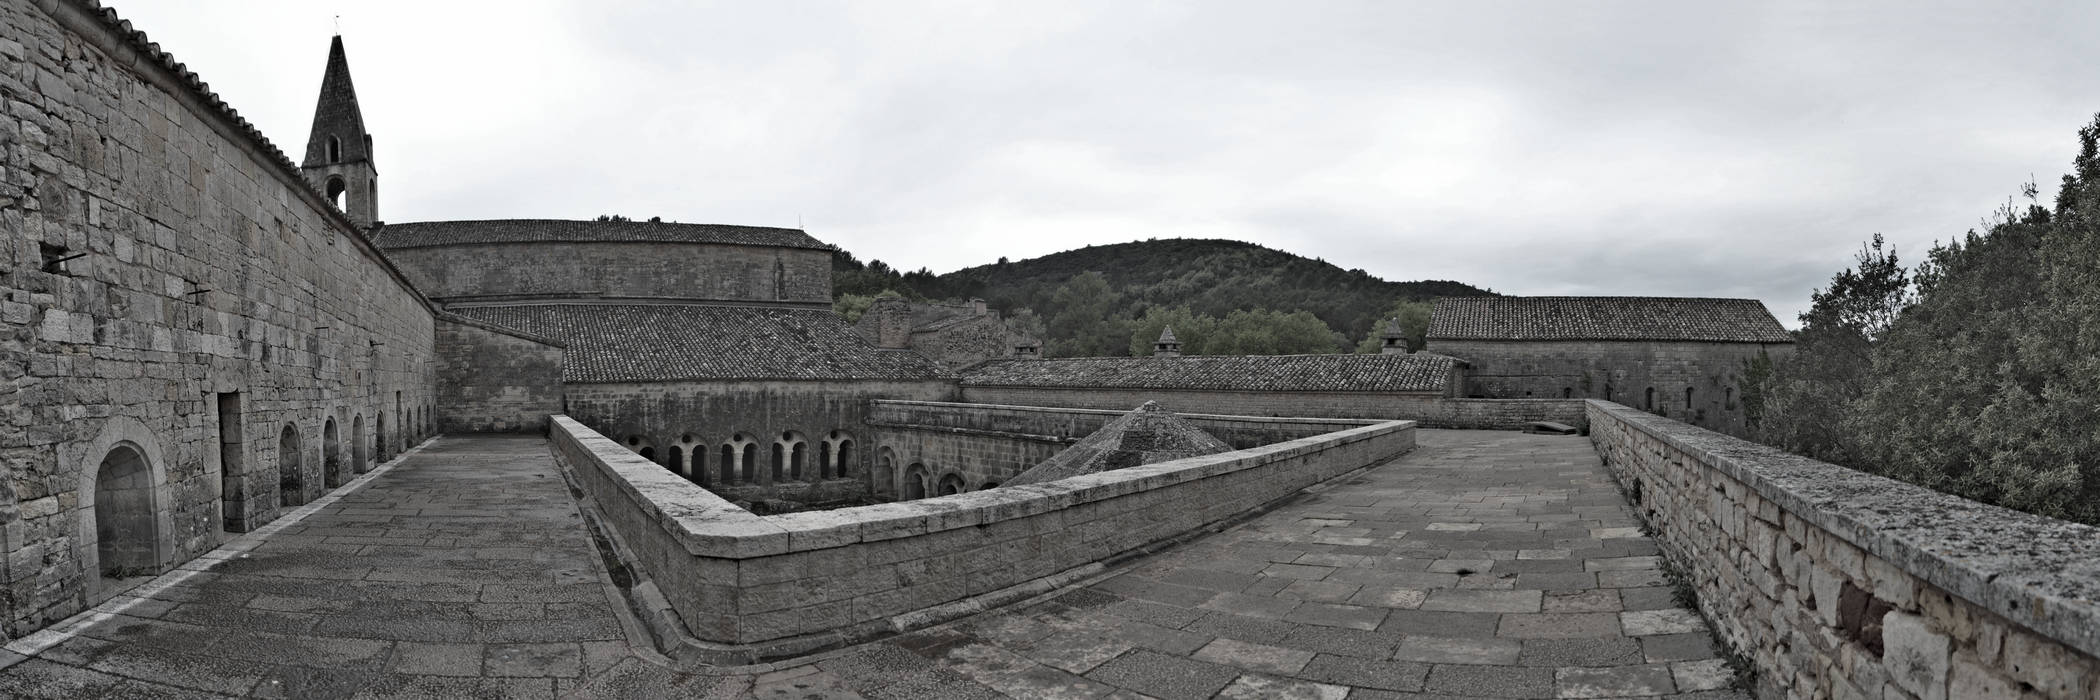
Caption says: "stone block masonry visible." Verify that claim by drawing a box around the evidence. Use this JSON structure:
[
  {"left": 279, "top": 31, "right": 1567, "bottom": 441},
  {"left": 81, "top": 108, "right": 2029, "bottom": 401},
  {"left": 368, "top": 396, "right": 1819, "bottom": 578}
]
[
  {"left": 563, "top": 379, "right": 955, "bottom": 504},
  {"left": 1587, "top": 400, "right": 2100, "bottom": 699},
  {"left": 380, "top": 239, "right": 833, "bottom": 306},
  {"left": 0, "top": 1, "right": 438, "bottom": 638},
  {"left": 433, "top": 313, "right": 563, "bottom": 433},
  {"left": 1433, "top": 339, "right": 1788, "bottom": 435},
  {"left": 548, "top": 413, "right": 1415, "bottom": 662}
]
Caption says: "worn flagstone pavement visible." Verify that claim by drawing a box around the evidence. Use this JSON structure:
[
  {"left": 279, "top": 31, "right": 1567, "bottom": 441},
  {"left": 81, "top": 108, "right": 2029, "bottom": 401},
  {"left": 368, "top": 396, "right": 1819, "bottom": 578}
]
[{"left": 0, "top": 430, "right": 1749, "bottom": 699}]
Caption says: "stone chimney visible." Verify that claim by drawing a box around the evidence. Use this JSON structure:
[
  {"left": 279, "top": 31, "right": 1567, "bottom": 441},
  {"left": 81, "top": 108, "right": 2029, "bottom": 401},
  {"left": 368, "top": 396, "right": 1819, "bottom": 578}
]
[
  {"left": 1153, "top": 326, "right": 1182, "bottom": 358},
  {"left": 1379, "top": 318, "right": 1410, "bottom": 354},
  {"left": 1012, "top": 339, "right": 1041, "bottom": 359},
  {"left": 869, "top": 296, "right": 913, "bottom": 349},
  {"left": 970, "top": 298, "right": 988, "bottom": 316}
]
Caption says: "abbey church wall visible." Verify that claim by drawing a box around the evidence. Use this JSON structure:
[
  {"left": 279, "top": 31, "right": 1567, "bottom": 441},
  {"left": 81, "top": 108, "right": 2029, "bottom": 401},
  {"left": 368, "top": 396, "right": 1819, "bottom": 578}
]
[
  {"left": 0, "top": 0, "right": 437, "bottom": 636},
  {"left": 379, "top": 237, "right": 833, "bottom": 305},
  {"left": 1430, "top": 339, "right": 1789, "bottom": 435}
]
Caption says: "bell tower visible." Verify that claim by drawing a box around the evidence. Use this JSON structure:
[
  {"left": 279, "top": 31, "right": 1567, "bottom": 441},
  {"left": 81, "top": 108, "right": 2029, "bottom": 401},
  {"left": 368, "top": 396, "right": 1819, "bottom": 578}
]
[{"left": 300, "top": 35, "right": 378, "bottom": 227}]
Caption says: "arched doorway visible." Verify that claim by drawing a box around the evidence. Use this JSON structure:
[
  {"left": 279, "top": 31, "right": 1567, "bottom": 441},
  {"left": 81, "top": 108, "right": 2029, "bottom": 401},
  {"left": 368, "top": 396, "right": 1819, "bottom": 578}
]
[
  {"left": 94, "top": 445, "right": 158, "bottom": 581},
  {"left": 873, "top": 447, "right": 896, "bottom": 498},
  {"left": 322, "top": 418, "right": 344, "bottom": 488},
  {"left": 782, "top": 432, "right": 809, "bottom": 481},
  {"left": 937, "top": 473, "right": 965, "bottom": 496},
  {"left": 278, "top": 423, "right": 304, "bottom": 508},
  {"left": 904, "top": 463, "right": 928, "bottom": 500},
  {"left": 351, "top": 415, "right": 367, "bottom": 473}
]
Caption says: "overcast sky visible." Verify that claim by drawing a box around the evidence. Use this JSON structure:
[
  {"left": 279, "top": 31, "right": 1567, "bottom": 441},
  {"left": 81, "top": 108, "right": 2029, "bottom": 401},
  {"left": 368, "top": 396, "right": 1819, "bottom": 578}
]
[{"left": 113, "top": 1, "right": 2099, "bottom": 325}]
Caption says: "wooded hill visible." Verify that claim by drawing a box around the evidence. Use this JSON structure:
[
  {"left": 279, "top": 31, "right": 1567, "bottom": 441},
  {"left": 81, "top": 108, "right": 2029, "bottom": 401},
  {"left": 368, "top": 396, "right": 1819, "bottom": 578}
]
[{"left": 835, "top": 238, "right": 1492, "bottom": 344}]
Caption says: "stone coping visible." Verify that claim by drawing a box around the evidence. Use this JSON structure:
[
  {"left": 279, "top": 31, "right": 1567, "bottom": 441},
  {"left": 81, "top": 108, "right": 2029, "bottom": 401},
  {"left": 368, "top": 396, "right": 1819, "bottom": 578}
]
[
  {"left": 432, "top": 311, "right": 567, "bottom": 348},
  {"left": 1584, "top": 400, "right": 2100, "bottom": 659},
  {"left": 549, "top": 414, "right": 1409, "bottom": 560},
  {"left": 868, "top": 399, "right": 1386, "bottom": 428}
]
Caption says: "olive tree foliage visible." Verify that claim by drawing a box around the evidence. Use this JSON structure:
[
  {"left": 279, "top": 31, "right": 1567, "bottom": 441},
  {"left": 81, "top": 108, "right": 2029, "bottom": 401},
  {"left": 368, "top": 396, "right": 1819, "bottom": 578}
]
[
  {"left": 1127, "top": 306, "right": 1218, "bottom": 356},
  {"left": 1126, "top": 306, "right": 1348, "bottom": 356},
  {"left": 1752, "top": 114, "right": 2100, "bottom": 524},
  {"left": 1004, "top": 307, "right": 1047, "bottom": 346},
  {"left": 833, "top": 289, "right": 904, "bottom": 323},
  {"left": 1354, "top": 299, "right": 1433, "bottom": 354},
  {"left": 1205, "top": 309, "right": 1348, "bottom": 355},
  {"left": 1750, "top": 234, "right": 1913, "bottom": 463},
  {"left": 1846, "top": 115, "right": 2100, "bottom": 523}
]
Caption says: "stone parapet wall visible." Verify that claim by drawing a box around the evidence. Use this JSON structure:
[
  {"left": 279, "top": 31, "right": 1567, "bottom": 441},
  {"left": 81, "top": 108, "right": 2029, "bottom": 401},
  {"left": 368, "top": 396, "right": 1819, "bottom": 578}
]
[
  {"left": 868, "top": 399, "right": 1380, "bottom": 450},
  {"left": 1586, "top": 400, "right": 2100, "bottom": 700},
  {"left": 432, "top": 314, "right": 563, "bottom": 433},
  {"left": 550, "top": 413, "right": 1415, "bottom": 661},
  {"left": 864, "top": 400, "right": 1389, "bottom": 494},
  {"left": 957, "top": 386, "right": 1583, "bottom": 430}
]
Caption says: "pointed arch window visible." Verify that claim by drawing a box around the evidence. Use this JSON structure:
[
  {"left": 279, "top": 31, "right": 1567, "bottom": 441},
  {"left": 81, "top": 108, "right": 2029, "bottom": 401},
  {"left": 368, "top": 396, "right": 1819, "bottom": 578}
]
[{"left": 328, "top": 135, "right": 342, "bottom": 163}]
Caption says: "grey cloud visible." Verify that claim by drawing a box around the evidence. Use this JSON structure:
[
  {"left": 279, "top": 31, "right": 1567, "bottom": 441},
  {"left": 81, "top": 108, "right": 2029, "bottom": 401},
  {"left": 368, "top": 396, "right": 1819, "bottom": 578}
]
[{"left": 107, "top": 0, "right": 2100, "bottom": 326}]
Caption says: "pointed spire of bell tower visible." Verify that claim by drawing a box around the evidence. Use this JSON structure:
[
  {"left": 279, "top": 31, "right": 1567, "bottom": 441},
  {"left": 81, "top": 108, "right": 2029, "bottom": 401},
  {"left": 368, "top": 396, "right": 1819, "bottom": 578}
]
[{"left": 300, "top": 34, "right": 379, "bottom": 227}]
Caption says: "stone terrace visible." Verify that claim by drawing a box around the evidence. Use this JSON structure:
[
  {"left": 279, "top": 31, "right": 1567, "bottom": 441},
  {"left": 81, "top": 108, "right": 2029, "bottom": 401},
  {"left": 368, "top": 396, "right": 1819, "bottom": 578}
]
[{"left": 0, "top": 431, "right": 1746, "bottom": 698}]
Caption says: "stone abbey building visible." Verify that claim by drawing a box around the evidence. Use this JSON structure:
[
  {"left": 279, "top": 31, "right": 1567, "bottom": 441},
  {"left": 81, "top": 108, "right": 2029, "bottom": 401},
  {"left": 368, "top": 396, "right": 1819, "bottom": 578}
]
[{"left": 2, "top": 0, "right": 1791, "bottom": 641}]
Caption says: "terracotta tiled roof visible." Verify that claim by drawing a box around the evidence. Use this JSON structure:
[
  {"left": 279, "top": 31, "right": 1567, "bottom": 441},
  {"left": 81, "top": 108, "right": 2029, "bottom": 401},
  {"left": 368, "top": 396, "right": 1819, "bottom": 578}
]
[
  {"left": 958, "top": 353, "right": 1462, "bottom": 393},
  {"left": 448, "top": 304, "right": 944, "bottom": 383},
  {"left": 371, "top": 220, "right": 830, "bottom": 251},
  {"left": 1427, "top": 296, "right": 1792, "bottom": 343}
]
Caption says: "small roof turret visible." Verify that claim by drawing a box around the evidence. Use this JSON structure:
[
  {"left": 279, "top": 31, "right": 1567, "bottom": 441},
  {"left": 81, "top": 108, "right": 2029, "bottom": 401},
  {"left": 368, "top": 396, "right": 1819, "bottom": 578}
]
[{"left": 1153, "top": 326, "right": 1182, "bottom": 358}]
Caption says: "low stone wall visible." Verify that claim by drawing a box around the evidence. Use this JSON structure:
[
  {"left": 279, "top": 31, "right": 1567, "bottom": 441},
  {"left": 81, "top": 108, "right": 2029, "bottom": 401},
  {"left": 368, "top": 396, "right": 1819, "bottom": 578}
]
[
  {"left": 433, "top": 314, "right": 565, "bottom": 433},
  {"left": 867, "top": 399, "right": 1381, "bottom": 450},
  {"left": 550, "top": 413, "right": 1415, "bottom": 661},
  {"left": 956, "top": 386, "right": 1584, "bottom": 430},
  {"left": 1586, "top": 401, "right": 2100, "bottom": 700}
]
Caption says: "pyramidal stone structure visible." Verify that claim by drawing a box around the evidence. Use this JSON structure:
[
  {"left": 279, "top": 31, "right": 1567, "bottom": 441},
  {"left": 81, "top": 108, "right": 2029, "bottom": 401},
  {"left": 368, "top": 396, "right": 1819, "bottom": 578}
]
[{"left": 1004, "top": 402, "right": 1233, "bottom": 486}]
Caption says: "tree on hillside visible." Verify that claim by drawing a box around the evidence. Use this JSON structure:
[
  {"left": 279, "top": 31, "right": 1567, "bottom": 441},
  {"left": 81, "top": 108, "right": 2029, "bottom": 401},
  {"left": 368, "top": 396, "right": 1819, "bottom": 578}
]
[
  {"left": 1127, "top": 306, "right": 1219, "bottom": 356},
  {"left": 1005, "top": 307, "right": 1047, "bottom": 345},
  {"left": 833, "top": 289, "right": 903, "bottom": 323},
  {"left": 1354, "top": 299, "right": 1433, "bottom": 353},
  {"left": 1205, "top": 309, "right": 1348, "bottom": 355},
  {"left": 1047, "top": 272, "right": 1130, "bottom": 357}
]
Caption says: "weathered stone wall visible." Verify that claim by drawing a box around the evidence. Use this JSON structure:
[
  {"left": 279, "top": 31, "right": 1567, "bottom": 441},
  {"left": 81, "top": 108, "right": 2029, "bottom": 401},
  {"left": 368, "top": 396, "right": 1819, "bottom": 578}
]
[
  {"left": 379, "top": 240, "right": 832, "bottom": 306},
  {"left": 564, "top": 380, "right": 957, "bottom": 503},
  {"left": 432, "top": 314, "right": 563, "bottom": 434},
  {"left": 862, "top": 400, "right": 1387, "bottom": 495},
  {"left": 1430, "top": 339, "right": 1790, "bottom": 435},
  {"left": 1587, "top": 401, "right": 2100, "bottom": 700},
  {"left": 549, "top": 414, "right": 1415, "bottom": 661},
  {"left": 909, "top": 314, "right": 1013, "bottom": 370},
  {"left": 957, "top": 386, "right": 1583, "bottom": 430},
  {"left": 0, "top": 1, "right": 437, "bottom": 637}
]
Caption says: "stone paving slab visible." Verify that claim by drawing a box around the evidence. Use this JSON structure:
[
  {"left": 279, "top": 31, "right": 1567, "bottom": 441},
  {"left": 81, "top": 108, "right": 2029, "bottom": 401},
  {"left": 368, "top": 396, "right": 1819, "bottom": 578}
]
[{"left": 0, "top": 430, "right": 1753, "bottom": 699}]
